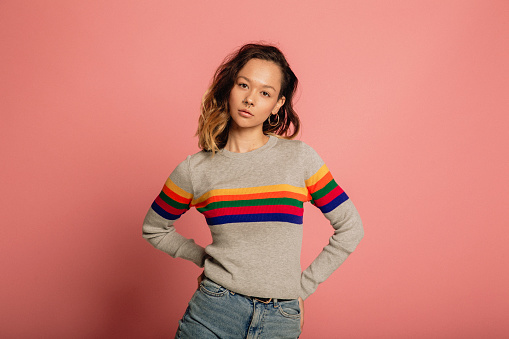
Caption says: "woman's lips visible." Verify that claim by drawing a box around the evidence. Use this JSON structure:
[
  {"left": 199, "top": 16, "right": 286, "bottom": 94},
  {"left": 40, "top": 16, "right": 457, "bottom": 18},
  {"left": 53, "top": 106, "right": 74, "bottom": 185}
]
[{"left": 238, "top": 110, "right": 253, "bottom": 118}]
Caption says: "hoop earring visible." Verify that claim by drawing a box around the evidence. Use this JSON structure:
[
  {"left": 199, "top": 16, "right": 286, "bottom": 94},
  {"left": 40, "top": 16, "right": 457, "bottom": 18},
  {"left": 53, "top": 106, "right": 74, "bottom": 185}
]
[{"left": 268, "top": 113, "right": 280, "bottom": 127}]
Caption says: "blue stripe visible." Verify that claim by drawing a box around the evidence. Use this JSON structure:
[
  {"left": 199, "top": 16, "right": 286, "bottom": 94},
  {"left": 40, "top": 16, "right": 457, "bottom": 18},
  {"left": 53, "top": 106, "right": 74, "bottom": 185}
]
[
  {"left": 318, "top": 192, "right": 349, "bottom": 213},
  {"left": 151, "top": 201, "right": 183, "bottom": 220},
  {"left": 206, "top": 213, "right": 303, "bottom": 226}
]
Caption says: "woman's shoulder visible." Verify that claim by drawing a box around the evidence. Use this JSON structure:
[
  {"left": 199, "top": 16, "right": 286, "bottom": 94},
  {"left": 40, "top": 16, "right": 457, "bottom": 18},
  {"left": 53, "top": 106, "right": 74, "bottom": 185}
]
[
  {"left": 272, "top": 137, "right": 325, "bottom": 179},
  {"left": 185, "top": 149, "right": 215, "bottom": 167},
  {"left": 274, "top": 136, "right": 318, "bottom": 155}
]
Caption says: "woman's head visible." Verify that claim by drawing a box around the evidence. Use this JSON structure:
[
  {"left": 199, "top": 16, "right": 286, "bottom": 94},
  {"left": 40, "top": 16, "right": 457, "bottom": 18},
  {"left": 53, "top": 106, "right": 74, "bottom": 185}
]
[{"left": 197, "top": 43, "right": 300, "bottom": 153}]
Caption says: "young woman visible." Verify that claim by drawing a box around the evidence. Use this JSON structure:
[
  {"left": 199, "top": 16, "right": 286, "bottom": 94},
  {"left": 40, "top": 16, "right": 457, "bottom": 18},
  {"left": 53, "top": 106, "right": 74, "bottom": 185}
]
[{"left": 143, "top": 43, "right": 364, "bottom": 338}]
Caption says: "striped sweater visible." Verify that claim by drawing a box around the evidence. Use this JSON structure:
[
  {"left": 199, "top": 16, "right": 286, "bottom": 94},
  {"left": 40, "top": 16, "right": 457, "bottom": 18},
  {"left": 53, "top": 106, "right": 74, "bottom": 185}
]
[{"left": 142, "top": 135, "right": 363, "bottom": 300}]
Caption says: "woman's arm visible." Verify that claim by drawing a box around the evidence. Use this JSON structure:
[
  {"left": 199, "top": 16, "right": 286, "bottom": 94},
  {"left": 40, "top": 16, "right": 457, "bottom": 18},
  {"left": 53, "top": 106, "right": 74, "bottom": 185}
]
[
  {"left": 300, "top": 197, "right": 363, "bottom": 299},
  {"left": 142, "top": 157, "right": 207, "bottom": 267},
  {"left": 299, "top": 142, "right": 364, "bottom": 300},
  {"left": 143, "top": 208, "right": 206, "bottom": 267}
]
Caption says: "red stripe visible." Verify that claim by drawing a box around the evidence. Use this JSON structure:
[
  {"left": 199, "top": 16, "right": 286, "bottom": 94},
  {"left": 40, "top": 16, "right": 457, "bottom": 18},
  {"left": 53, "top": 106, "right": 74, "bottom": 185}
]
[
  {"left": 162, "top": 185, "right": 192, "bottom": 205},
  {"left": 307, "top": 172, "right": 333, "bottom": 194},
  {"left": 313, "top": 185, "right": 344, "bottom": 207},
  {"left": 155, "top": 196, "right": 188, "bottom": 215},
  {"left": 202, "top": 205, "right": 303, "bottom": 218}
]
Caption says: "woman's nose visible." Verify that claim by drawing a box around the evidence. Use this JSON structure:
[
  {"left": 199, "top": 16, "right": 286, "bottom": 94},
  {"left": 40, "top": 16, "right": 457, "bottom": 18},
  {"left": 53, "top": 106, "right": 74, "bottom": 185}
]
[{"left": 243, "top": 96, "right": 254, "bottom": 107}]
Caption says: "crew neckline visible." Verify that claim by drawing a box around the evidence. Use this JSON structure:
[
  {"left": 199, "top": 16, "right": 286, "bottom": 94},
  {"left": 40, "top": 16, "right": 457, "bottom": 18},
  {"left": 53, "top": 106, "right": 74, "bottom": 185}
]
[{"left": 220, "top": 135, "right": 277, "bottom": 159}]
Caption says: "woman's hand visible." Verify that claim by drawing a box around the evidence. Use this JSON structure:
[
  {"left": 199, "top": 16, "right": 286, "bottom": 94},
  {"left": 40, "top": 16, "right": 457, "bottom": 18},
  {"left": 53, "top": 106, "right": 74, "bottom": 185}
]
[
  {"left": 298, "top": 296, "right": 304, "bottom": 331},
  {"left": 197, "top": 271, "right": 205, "bottom": 289}
]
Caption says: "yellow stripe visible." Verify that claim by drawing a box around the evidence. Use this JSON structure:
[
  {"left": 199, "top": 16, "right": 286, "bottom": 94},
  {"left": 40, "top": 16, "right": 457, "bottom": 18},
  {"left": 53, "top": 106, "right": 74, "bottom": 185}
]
[
  {"left": 191, "top": 184, "right": 308, "bottom": 205},
  {"left": 164, "top": 178, "right": 193, "bottom": 200},
  {"left": 305, "top": 164, "right": 329, "bottom": 187}
]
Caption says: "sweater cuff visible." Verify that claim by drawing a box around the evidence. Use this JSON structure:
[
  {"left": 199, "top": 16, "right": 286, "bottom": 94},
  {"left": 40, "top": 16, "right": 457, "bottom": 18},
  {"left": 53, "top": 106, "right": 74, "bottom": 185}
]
[
  {"left": 299, "top": 271, "right": 317, "bottom": 300},
  {"left": 180, "top": 240, "right": 207, "bottom": 268}
]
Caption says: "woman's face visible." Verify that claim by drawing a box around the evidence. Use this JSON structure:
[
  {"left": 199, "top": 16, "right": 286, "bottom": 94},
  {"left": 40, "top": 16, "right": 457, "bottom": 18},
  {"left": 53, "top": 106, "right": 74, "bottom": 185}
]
[{"left": 228, "top": 58, "right": 285, "bottom": 133}]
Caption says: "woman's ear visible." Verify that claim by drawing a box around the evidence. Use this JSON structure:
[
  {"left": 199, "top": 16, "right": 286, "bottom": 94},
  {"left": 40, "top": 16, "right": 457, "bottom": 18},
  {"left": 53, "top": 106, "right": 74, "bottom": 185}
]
[{"left": 273, "top": 96, "right": 286, "bottom": 114}]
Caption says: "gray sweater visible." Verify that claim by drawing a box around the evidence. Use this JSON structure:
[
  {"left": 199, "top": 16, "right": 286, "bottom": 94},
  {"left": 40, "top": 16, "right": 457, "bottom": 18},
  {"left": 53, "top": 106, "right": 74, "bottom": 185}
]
[{"left": 142, "top": 135, "right": 364, "bottom": 300}]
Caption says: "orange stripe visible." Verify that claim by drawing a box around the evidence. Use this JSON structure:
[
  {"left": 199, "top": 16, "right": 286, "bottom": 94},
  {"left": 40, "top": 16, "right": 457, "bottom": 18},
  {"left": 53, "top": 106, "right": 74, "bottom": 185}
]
[
  {"left": 192, "top": 184, "right": 307, "bottom": 205},
  {"left": 162, "top": 185, "right": 192, "bottom": 204},
  {"left": 192, "top": 190, "right": 308, "bottom": 208},
  {"left": 164, "top": 178, "right": 193, "bottom": 200},
  {"left": 305, "top": 164, "right": 329, "bottom": 187},
  {"left": 307, "top": 171, "right": 333, "bottom": 194}
]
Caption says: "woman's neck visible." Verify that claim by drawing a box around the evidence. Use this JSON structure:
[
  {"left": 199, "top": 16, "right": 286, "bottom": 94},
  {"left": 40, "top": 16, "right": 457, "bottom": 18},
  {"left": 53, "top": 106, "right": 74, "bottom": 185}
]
[{"left": 224, "top": 129, "right": 269, "bottom": 154}]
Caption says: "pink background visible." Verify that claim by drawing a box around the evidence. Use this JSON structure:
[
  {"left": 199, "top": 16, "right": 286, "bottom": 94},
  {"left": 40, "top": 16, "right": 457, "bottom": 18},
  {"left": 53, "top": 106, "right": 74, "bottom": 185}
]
[{"left": 1, "top": 1, "right": 508, "bottom": 338}]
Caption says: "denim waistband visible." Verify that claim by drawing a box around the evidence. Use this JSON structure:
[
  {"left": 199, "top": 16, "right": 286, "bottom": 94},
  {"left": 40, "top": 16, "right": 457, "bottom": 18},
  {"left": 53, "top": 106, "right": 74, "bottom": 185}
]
[{"left": 204, "top": 277, "right": 295, "bottom": 304}]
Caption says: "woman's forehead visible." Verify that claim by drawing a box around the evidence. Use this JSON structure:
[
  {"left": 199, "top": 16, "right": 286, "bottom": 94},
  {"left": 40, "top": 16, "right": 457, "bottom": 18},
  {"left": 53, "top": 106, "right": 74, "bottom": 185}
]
[{"left": 237, "top": 59, "right": 282, "bottom": 90}]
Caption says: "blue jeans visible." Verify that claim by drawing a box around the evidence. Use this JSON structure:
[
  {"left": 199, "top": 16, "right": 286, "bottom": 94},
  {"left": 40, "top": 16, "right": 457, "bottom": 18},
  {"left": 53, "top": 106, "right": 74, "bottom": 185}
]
[{"left": 175, "top": 277, "right": 301, "bottom": 338}]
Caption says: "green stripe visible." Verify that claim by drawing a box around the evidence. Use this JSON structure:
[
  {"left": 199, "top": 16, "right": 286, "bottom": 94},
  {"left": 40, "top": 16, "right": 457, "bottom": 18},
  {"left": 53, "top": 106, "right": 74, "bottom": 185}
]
[
  {"left": 197, "top": 197, "right": 303, "bottom": 212},
  {"left": 311, "top": 180, "right": 338, "bottom": 200},
  {"left": 160, "top": 191, "right": 190, "bottom": 210}
]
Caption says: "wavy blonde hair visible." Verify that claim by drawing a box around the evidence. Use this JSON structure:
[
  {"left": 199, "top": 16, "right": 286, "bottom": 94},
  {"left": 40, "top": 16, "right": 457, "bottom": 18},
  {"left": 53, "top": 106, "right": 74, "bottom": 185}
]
[{"left": 196, "top": 43, "right": 300, "bottom": 154}]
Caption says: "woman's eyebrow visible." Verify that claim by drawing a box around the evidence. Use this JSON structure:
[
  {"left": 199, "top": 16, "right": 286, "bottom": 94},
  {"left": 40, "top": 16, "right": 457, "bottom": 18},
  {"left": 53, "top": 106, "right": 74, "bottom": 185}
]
[{"left": 238, "top": 76, "right": 276, "bottom": 92}]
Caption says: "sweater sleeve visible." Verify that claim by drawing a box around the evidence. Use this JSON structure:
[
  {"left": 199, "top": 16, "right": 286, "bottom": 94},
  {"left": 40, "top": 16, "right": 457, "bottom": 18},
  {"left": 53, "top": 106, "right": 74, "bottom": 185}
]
[
  {"left": 142, "top": 156, "right": 207, "bottom": 267},
  {"left": 299, "top": 143, "right": 364, "bottom": 300}
]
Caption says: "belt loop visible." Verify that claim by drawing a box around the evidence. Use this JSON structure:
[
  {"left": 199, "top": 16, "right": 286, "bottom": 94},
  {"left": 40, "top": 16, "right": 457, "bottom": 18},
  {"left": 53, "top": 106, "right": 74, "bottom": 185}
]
[{"left": 273, "top": 298, "right": 278, "bottom": 307}]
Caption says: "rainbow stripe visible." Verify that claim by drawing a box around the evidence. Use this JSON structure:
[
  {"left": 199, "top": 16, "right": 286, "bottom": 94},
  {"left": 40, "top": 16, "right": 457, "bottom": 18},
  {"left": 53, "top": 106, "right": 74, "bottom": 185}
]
[
  {"left": 151, "top": 164, "right": 347, "bottom": 225},
  {"left": 151, "top": 178, "right": 193, "bottom": 220},
  {"left": 306, "top": 164, "right": 349, "bottom": 213},
  {"left": 192, "top": 185, "right": 309, "bottom": 226}
]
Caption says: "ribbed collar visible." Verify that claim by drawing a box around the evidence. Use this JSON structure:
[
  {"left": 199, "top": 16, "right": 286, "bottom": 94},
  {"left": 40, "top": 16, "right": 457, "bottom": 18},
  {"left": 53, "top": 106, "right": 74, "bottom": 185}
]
[{"left": 219, "top": 135, "right": 277, "bottom": 159}]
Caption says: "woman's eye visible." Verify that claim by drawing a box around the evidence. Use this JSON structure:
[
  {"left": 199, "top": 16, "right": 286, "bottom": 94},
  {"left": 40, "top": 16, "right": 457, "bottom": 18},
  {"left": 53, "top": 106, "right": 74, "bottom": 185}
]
[
  {"left": 262, "top": 91, "right": 270, "bottom": 97},
  {"left": 239, "top": 83, "right": 248, "bottom": 88}
]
